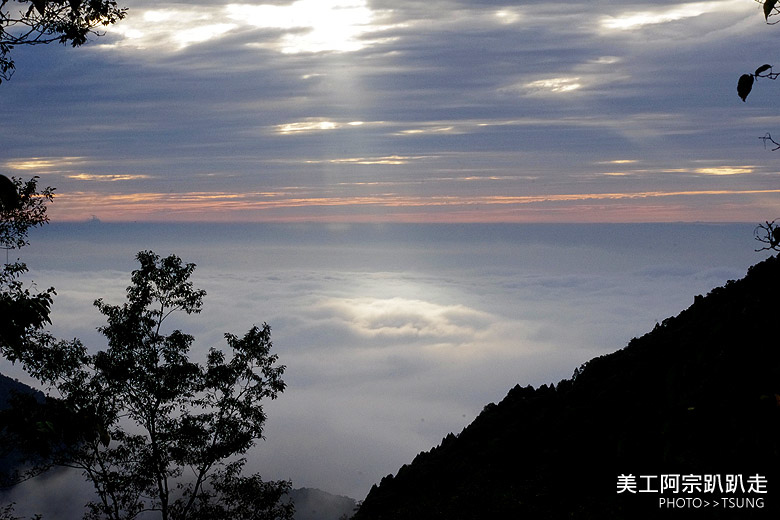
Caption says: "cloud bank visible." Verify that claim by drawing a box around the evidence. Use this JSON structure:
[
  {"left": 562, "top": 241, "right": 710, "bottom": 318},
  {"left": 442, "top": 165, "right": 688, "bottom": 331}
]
[
  {"left": 0, "top": 0, "right": 777, "bottom": 222},
  {"left": 0, "top": 222, "right": 765, "bottom": 503}
]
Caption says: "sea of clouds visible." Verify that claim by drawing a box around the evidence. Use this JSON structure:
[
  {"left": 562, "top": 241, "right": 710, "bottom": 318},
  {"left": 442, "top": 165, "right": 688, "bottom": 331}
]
[{"left": 0, "top": 222, "right": 768, "bottom": 512}]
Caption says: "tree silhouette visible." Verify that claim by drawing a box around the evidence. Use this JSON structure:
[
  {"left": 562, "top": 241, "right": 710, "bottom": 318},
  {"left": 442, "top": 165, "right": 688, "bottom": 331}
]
[
  {"left": 735, "top": 4, "right": 780, "bottom": 242},
  {"left": 764, "top": 0, "right": 780, "bottom": 23},
  {"left": 736, "top": 64, "right": 777, "bottom": 103},
  {"left": 754, "top": 219, "right": 780, "bottom": 251},
  {"left": 1, "top": 185, "right": 293, "bottom": 519},
  {"left": 0, "top": 175, "right": 20, "bottom": 211},
  {"left": 0, "top": 0, "right": 126, "bottom": 83},
  {"left": 0, "top": 175, "right": 55, "bottom": 361},
  {"left": 737, "top": 2, "right": 780, "bottom": 149},
  {"left": 2, "top": 251, "right": 294, "bottom": 520}
]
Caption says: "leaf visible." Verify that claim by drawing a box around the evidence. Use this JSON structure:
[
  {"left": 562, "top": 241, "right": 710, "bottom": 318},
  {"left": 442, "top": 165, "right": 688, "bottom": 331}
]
[
  {"left": 755, "top": 64, "right": 772, "bottom": 76},
  {"left": 737, "top": 74, "right": 754, "bottom": 102},
  {"left": 31, "top": 0, "right": 47, "bottom": 15},
  {"left": 0, "top": 174, "right": 21, "bottom": 211},
  {"left": 765, "top": 0, "right": 778, "bottom": 21}
]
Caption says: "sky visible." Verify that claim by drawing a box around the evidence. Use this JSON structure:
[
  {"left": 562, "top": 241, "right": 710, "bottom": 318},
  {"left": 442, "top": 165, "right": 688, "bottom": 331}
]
[
  {"left": 2, "top": 0, "right": 780, "bottom": 515},
  {"left": 1, "top": 0, "right": 779, "bottom": 223}
]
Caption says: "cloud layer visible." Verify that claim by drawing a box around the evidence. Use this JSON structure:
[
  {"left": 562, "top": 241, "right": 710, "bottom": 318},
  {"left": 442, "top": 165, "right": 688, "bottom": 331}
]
[
  {"left": 1, "top": 0, "right": 778, "bottom": 222},
  {"left": 1, "top": 222, "right": 766, "bottom": 503}
]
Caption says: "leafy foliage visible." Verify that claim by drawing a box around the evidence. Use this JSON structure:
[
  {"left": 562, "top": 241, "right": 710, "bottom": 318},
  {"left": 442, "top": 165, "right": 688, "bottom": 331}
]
[
  {"left": 0, "top": 176, "right": 55, "bottom": 365},
  {"left": 736, "top": 64, "right": 776, "bottom": 102},
  {"left": 0, "top": 0, "right": 127, "bottom": 83},
  {"left": 739, "top": 4, "right": 780, "bottom": 148},
  {"left": 3, "top": 251, "right": 293, "bottom": 520},
  {"left": 0, "top": 175, "right": 53, "bottom": 251},
  {"left": 0, "top": 503, "right": 41, "bottom": 520},
  {"left": 0, "top": 175, "right": 56, "bottom": 501},
  {"left": 0, "top": 178, "right": 291, "bottom": 519}
]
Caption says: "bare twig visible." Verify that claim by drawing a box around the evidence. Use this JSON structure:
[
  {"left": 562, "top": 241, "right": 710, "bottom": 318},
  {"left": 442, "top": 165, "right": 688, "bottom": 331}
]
[
  {"left": 754, "top": 219, "right": 780, "bottom": 251},
  {"left": 759, "top": 133, "right": 780, "bottom": 151}
]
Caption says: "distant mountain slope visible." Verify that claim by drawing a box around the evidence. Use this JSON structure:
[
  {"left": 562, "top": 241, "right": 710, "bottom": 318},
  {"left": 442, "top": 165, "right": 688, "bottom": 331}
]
[
  {"left": 0, "top": 373, "right": 43, "bottom": 409},
  {"left": 289, "top": 488, "right": 356, "bottom": 520},
  {"left": 1, "top": 378, "right": 359, "bottom": 519},
  {"left": 0, "top": 373, "right": 45, "bottom": 486},
  {"left": 354, "top": 255, "right": 780, "bottom": 519}
]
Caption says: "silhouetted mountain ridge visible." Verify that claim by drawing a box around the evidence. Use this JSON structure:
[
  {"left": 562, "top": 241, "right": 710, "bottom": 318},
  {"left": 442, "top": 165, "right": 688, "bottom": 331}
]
[{"left": 354, "top": 254, "right": 780, "bottom": 519}]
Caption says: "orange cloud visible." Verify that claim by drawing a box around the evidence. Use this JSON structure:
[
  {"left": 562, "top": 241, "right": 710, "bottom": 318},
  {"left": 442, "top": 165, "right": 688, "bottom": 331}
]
[{"left": 48, "top": 188, "right": 780, "bottom": 223}]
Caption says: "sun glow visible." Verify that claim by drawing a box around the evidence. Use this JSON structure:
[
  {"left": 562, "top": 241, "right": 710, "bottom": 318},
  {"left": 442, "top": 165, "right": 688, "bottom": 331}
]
[
  {"left": 228, "top": 0, "right": 381, "bottom": 53},
  {"left": 524, "top": 77, "right": 582, "bottom": 94},
  {"left": 107, "top": 8, "right": 237, "bottom": 50},
  {"left": 600, "top": 0, "right": 743, "bottom": 30},
  {"left": 68, "top": 174, "right": 152, "bottom": 181},
  {"left": 5, "top": 157, "right": 86, "bottom": 171},
  {"left": 276, "top": 120, "right": 341, "bottom": 134},
  {"left": 694, "top": 166, "right": 754, "bottom": 176},
  {"left": 104, "top": 0, "right": 392, "bottom": 53},
  {"left": 495, "top": 9, "right": 521, "bottom": 24},
  {"left": 307, "top": 155, "right": 419, "bottom": 165},
  {"left": 314, "top": 297, "right": 492, "bottom": 340}
]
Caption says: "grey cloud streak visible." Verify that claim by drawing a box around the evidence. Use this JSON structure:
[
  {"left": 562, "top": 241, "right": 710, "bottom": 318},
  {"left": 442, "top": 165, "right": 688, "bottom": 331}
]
[{"left": 1, "top": 0, "right": 777, "bottom": 222}]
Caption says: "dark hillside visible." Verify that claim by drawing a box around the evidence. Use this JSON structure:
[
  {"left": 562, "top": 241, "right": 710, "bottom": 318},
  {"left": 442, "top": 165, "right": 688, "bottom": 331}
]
[
  {"left": 0, "top": 373, "right": 43, "bottom": 409},
  {"left": 354, "top": 255, "right": 780, "bottom": 519},
  {"left": 0, "top": 373, "right": 45, "bottom": 486}
]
